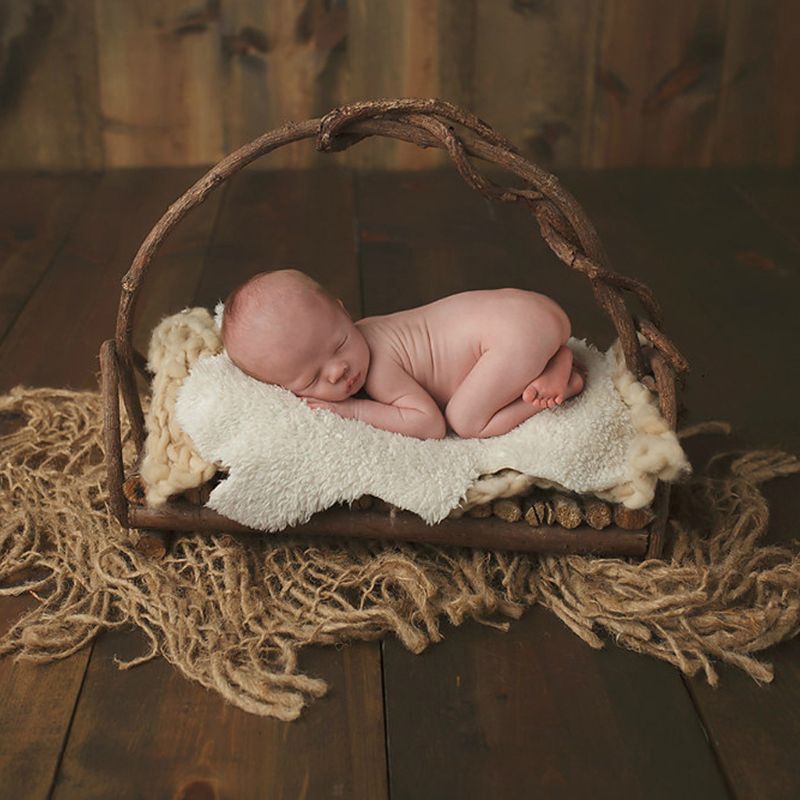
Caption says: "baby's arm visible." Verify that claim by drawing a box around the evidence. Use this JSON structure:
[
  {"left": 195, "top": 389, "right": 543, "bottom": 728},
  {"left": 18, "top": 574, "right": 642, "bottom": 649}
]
[
  {"left": 355, "top": 357, "right": 445, "bottom": 439},
  {"left": 308, "top": 357, "right": 446, "bottom": 440}
]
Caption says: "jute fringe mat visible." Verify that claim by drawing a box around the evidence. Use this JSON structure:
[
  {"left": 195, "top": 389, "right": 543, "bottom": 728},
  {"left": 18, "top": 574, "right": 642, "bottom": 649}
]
[{"left": 1, "top": 387, "right": 799, "bottom": 721}]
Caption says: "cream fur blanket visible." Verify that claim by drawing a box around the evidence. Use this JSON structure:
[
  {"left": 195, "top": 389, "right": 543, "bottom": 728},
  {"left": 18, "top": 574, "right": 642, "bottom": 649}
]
[{"left": 152, "top": 308, "right": 689, "bottom": 533}]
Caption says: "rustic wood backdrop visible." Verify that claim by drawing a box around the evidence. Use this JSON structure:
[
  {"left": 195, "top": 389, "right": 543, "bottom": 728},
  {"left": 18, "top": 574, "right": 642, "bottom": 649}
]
[{"left": 1, "top": 0, "right": 798, "bottom": 171}]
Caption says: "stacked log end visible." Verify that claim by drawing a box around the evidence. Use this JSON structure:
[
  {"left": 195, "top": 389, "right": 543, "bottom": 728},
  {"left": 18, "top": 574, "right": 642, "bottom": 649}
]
[
  {"left": 522, "top": 493, "right": 555, "bottom": 527},
  {"left": 347, "top": 491, "right": 655, "bottom": 532},
  {"left": 613, "top": 504, "right": 656, "bottom": 530},
  {"left": 552, "top": 495, "right": 582, "bottom": 529},
  {"left": 122, "top": 474, "right": 147, "bottom": 506},
  {"left": 492, "top": 498, "right": 522, "bottom": 523},
  {"left": 582, "top": 497, "right": 613, "bottom": 530},
  {"left": 466, "top": 502, "right": 493, "bottom": 519}
]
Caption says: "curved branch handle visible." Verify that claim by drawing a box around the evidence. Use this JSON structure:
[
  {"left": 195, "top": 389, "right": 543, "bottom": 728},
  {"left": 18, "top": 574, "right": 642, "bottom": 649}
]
[{"left": 115, "top": 97, "right": 686, "bottom": 454}]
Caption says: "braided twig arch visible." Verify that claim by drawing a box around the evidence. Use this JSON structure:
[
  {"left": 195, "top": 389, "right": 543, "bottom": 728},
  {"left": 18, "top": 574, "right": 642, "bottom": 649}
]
[{"left": 114, "top": 97, "right": 687, "bottom": 453}]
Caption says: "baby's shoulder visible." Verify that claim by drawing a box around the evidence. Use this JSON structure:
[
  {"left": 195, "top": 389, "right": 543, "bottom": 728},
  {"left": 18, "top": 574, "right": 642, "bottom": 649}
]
[{"left": 355, "top": 315, "right": 402, "bottom": 350}]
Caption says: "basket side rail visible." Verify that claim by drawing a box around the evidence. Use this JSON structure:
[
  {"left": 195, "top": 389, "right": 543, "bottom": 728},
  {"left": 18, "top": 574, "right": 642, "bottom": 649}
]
[{"left": 99, "top": 338, "right": 129, "bottom": 528}]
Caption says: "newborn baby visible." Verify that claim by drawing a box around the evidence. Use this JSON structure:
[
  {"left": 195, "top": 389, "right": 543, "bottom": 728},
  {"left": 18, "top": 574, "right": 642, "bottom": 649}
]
[{"left": 221, "top": 269, "right": 585, "bottom": 440}]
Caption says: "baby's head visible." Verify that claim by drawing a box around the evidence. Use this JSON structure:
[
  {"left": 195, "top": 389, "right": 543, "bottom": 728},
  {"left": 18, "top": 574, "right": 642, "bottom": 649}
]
[{"left": 221, "top": 269, "right": 370, "bottom": 401}]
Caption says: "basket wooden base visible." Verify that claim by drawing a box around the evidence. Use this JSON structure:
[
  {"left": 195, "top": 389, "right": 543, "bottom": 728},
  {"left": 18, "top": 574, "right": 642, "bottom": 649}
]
[{"left": 127, "top": 496, "right": 663, "bottom": 558}]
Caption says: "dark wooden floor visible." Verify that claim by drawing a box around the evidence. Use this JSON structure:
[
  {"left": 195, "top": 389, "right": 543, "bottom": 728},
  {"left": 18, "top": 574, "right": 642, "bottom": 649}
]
[{"left": 1, "top": 166, "right": 798, "bottom": 800}]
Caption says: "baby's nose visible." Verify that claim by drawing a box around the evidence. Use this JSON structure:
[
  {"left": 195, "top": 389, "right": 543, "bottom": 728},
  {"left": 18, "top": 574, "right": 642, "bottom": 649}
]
[{"left": 330, "top": 362, "right": 349, "bottom": 383}]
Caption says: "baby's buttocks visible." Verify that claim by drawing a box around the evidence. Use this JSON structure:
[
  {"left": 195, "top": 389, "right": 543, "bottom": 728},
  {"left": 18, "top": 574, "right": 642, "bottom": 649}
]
[{"left": 357, "top": 288, "right": 560, "bottom": 409}]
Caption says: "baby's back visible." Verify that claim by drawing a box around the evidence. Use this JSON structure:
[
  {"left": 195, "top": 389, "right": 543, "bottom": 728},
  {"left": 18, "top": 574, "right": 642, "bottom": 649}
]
[{"left": 356, "top": 288, "right": 566, "bottom": 409}]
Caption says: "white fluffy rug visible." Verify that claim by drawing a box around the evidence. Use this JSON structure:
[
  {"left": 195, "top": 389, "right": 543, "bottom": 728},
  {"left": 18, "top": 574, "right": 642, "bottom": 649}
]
[{"left": 174, "top": 337, "right": 690, "bottom": 532}]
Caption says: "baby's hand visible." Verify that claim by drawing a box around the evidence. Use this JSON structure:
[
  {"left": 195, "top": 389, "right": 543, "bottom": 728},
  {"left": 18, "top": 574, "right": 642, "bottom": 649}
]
[{"left": 303, "top": 397, "right": 356, "bottom": 419}]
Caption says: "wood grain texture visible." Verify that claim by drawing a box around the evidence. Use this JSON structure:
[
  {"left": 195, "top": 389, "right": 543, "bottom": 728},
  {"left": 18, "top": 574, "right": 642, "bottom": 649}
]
[
  {"left": 567, "top": 167, "right": 800, "bottom": 800},
  {"left": 0, "top": 169, "right": 208, "bottom": 390},
  {"left": 725, "top": 167, "right": 800, "bottom": 250},
  {"left": 711, "top": 1, "right": 800, "bottom": 166},
  {"left": 220, "top": 0, "right": 348, "bottom": 169},
  {"left": 347, "top": 0, "right": 441, "bottom": 169},
  {"left": 674, "top": 175, "right": 800, "bottom": 800},
  {"left": 0, "top": 170, "right": 209, "bottom": 800},
  {"left": 50, "top": 168, "right": 389, "bottom": 799},
  {"left": 1, "top": 167, "right": 799, "bottom": 798},
  {"left": 0, "top": 172, "right": 99, "bottom": 342},
  {"left": 0, "top": 581, "right": 77, "bottom": 800},
  {"left": 570, "top": 168, "right": 800, "bottom": 441},
  {"left": 357, "top": 169, "right": 728, "bottom": 798},
  {"left": 51, "top": 625, "right": 387, "bottom": 800},
  {"left": 93, "top": 0, "right": 226, "bottom": 167},
  {"left": 383, "top": 609, "right": 729, "bottom": 800},
  {"left": 589, "top": 0, "right": 728, "bottom": 167},
  {"left": 474, "top": 0, "right": 601, "bottom": 168},
  {"left": 0, "top": 0, "right": 102, "bottom": 169},
  {"left": 2, "top": 1, "right": 799, "bottom": 169}
]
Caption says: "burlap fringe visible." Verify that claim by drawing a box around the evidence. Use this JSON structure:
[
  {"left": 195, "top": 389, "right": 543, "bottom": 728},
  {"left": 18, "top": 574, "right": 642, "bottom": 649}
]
[{"left": 1, "top": 387, "right": 799, "bottom": 721}]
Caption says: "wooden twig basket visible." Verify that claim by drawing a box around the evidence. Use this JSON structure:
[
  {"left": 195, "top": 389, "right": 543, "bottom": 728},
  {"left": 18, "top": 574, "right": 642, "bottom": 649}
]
[{"left": 99, "top": 98, "right": 688, "bottom": 560}]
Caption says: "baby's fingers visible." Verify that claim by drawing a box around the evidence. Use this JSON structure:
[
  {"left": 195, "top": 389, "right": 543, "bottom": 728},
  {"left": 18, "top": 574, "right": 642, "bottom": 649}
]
[{"left": 303, "top": 398, "right": 326, "bottom": 410}]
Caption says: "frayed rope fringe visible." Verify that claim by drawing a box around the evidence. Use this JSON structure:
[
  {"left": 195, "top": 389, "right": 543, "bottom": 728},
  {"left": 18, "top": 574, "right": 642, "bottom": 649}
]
[{"left": 1, "top": 386, "right": 799, "bottom": 720}]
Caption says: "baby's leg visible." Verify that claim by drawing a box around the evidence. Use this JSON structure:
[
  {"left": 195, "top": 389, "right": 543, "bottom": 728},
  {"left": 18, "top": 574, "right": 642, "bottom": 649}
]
[
  {"left": 446, "top": 345, "right": 564, "bottom": 439},
  {"left": 446, "top": 300, "right": 574, "bottom": 438},
  {"left": 522, "top": 344, "right": 574, "bottom": 409}
]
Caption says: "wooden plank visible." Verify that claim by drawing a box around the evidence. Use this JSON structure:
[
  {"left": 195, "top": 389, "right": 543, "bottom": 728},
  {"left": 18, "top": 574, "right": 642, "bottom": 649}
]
[
  {"left": 725, "top": 167, "right": 800, "bottom": 253},
  {"left": 0, "top": 571, "right": 76, "bottom": 799},
  {"left": 358, "top": 169, "right": 730, "bottom": 798},
  {"left": 577, "top": 167, "right": 800, "bottom": 441},
  {"left": 0, "top": 169, "right": 212, "bottom": 390},
  {"left": 473, "top": 0, "right": 601, "bottom": 168},
  {"left": 52, "top": 168, "right": 389, "bottom": 799},
  {"left": 0, "top": 0, "right": 102, "bottom": 169},
  {"left": 50, "top": 619, "right": 387, "bottom": 799},
  {"left": 0, "top": 168, "right": 211, "bottom": 799},
  {"left": 347, "top": 0, "right": 482, "bottom": 170},
  {"left": 347, "top": 0, "right": 430, "bottom": 170},
  {"left": 0, "top": 175, "right": 103, "bottom": 800},
  {"left": 94, "top": 1, "right": 226, "bottom": 168},
  {"left": 219, "top": 0, "right": 348, "bottom": 169},
  {"left": 4, "top": 4, "right": 800, "bottom": 171},
  {"left": 712, "top": 1, "right": 800, "bottom": 166},
  {"left": 588, "top": 0, "right": 728, "bottom": 167},
  {"left": 0, "top": 172, "right": 99, "bottom": 344},
  {"left": 568, "top": 167, "right": 800, "bottom": 799},
  {"left": 191, "top": 168, "right": 361, "bottom": 308},
  {"left": 385, "top": 607, "right": 729, "bottom": 799}
]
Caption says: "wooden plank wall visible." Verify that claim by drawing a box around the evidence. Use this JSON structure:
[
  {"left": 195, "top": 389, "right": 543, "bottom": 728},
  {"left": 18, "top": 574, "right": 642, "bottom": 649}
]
[{"left": 1, "top": 0, "right": 798, "bottom": 170}]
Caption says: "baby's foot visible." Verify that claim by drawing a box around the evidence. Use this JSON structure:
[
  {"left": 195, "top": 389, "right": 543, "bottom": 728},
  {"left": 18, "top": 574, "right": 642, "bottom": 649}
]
[
  {"left": 522, "top": 345, "right": 573, "bottom": 410},
  {"left": 563, "top": 365, "right": 585, "bottom": 400},
  {"left": 525, "top": 363, "right": 585, "bottom": 411}
]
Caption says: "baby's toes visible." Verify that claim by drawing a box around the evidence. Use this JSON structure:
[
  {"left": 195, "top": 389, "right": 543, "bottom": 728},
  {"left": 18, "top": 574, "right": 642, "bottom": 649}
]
[{"left": 523, "top": 386, "right": 537, "bottom": 404}]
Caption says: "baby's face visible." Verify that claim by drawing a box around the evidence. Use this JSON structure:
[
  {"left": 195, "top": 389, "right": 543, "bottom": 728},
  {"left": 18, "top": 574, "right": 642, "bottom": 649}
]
[{"left": 244, "top": 293, "right": 369, "bottom": 402}]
